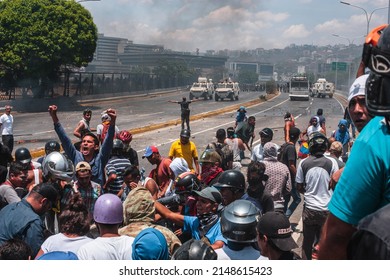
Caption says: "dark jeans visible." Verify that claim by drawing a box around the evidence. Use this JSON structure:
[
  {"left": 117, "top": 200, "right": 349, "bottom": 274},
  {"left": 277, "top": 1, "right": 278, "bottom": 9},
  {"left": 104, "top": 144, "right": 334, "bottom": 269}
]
[
  {"left": 302, "top": 206, "right": 328, "bottom": 260},
  {"left": 181, "top": 113, "right": 190, "bottom": 130},
  {"left": 284, "top": 183, "right": 302, "bottom": 217},
  {"left": 2, "top": 134, "right": 14, "bottom": 153}
]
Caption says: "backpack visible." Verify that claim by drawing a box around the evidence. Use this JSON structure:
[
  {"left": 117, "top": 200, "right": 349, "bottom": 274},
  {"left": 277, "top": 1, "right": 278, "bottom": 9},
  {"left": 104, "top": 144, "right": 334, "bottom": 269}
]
[{"left": 208, "top": 142, "right": 233, "bottom": 171}]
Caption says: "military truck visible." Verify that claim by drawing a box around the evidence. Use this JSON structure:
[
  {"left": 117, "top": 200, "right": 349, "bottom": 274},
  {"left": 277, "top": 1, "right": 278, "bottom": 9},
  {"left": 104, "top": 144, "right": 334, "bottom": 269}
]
[
  {"left": 189, "top": 77, "right": 214, "bottom": 100},
  {"left": 313, "top": 78, "right": 334, "bottom": 98},
  {"left": 214, "top": 81, "right": 240, "bottom": 101}
]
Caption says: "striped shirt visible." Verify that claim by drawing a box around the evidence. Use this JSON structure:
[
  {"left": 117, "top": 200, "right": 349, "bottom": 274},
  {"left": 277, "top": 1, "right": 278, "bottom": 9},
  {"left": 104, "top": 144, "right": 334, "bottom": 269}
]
[{"left": 105, "top": 156, "right": 131, "bottom": 196}]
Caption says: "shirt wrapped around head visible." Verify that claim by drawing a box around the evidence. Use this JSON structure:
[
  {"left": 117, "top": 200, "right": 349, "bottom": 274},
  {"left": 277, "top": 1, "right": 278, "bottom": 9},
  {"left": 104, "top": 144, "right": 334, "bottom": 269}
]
[{"left": 123, "top": 186, "right": 155, "bottom": 224}]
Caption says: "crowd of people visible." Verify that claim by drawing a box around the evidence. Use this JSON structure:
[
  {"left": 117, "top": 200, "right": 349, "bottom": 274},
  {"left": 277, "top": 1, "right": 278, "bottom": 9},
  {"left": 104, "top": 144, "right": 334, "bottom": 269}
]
[{"left": 1, "top": 24, "right": 390, "bottom": 261}]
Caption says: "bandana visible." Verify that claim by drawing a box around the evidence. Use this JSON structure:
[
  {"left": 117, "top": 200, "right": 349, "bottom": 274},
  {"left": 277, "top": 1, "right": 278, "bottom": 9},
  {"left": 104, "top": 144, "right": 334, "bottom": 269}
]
[
  {"left": 198, "top": 212, "right": 219, "bottom": 238},
  {"left": 201, "top": 165, "right": 223, "bottom": 185}
]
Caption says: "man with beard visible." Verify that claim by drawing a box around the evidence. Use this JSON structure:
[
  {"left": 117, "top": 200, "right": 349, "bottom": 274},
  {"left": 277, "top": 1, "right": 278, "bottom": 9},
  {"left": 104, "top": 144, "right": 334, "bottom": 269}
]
[
  {"left": 242, "top": 161, "right": 274, "bottom": 215},
  {"left": 48, "top": 105, "right": 116, "bottom": 186},
  {"left": 155, "top": 186, "right": 226, "bottom": 250}
]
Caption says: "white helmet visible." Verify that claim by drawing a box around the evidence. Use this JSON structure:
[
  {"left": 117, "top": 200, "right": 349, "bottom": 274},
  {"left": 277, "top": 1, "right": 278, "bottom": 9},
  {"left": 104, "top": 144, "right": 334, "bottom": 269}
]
[{"left": 42, "top": 152, "right": 74, "bottom": 182}]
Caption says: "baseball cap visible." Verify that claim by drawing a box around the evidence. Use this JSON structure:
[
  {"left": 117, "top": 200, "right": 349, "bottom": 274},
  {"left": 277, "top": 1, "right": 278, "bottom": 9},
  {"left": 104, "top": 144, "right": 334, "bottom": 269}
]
[
  {"left": 75, "top": 161, "right": 91, "bottom": 172},
  {"left": 257, "top": 212, "right": 298, "bottom": 252},
  {"left": 37, "top": 251, "right": 78, "bottom": 260},
  {"left": 32, "top": 183, "right": 59, "bottom": 206},
  {"left": 348, "top": 74, "right": 369, "bottom": 102},
  {"left": 260, "top": 128, "right": 273, "bottom": 138},
  {"left": 193, "top": 186, "right": 222, "bottom": 204},
  {"left": 142, "top": 146, "right": 159, "bottom": 158},
  {"left": 329, "top": 141, "right": 343, "bottom": 153}
]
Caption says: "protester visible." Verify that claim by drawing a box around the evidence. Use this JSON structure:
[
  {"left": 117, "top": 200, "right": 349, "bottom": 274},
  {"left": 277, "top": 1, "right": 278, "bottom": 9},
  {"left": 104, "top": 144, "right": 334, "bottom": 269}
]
[
  {"left": 143, "top": 145, "right": 173, "bottom": 198},
  {"left": 171, "top": 239, "right": 217, "bottom": 260},
  {"left": 225, "top": 126, "right": 245, "bottom": 169},
  {"left": 0, "top": 182, "right": 59, "bottom": 258},
  {"left": 155, "top": 186, "right": 226, "bottom": 250},
  {"left": 319, "top": 25, "right": 390, "bottom": 259},
  {"left": 48, "top": 105, "right": 116, "bottom": 185},
  {"left": 0, "top": 105, "right": 14, "bottom": 152},
  {"left": 198, "top": 149, "right": 223, "bottom": 187},
  {"left": 0, "top": 161, "right": 29, "bottom": 209},
  {"left": 213, "top": 169, "right": 246, "bottom": 207},
  {"left": 251, "top": 128, "right": 273, "bottom": 163},
  {"left": 296, "top": 132, "right": 338, "bottom": 259},
  {"left": 121, "top": 165, "right": 158, "bottom": 200},
  {"left": 132, "top": 228, "right": 170, "bottom": 260},
  {"left": 256, "top": 211, "right": 299, "bottom": 260},
  {"left": 284, "top": 112, "right": 295, "bottom": 142},
  {"left": 0, "top": 238, "right": 32, "bottom": 260},
  {"left": 117, "top": 130, "right": 139, "bottom": 167},
  {"left": 168, "top": 129, "right": 200, "bottom": 176},
  {"left": 216, "top": 200, "right": 263, "bottom": 260},
  {"left": 35, "top": 192, "right": 93, "bottom": 259},
  {"left": 103, "top": 139, "right": 131, "bottom": 197},
  {"left": 118, "top": 186, "right": 181, "bottom": 255},
  {"left": 77, "top": 194, "right": 135, "bottom": 260},
  {"left": 168, "top": 97, "right": 196, "bottom": 130}
]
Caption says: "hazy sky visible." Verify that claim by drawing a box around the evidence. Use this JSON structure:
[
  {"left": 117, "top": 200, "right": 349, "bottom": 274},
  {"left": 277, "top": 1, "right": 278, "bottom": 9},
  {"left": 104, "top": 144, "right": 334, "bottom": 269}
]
[{"left": 81, "top": 0, "right": 390, "bottom": 52}]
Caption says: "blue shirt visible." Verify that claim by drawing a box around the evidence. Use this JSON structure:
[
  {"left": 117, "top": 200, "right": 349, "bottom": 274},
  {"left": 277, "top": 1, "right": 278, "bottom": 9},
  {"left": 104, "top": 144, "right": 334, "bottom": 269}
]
[
  {"left": 183, "top": 216, "right": 226, "bottom": 245},
  {"left": 329, "top": 117, "right": 390, "bottom": 225},
  {"left": 54, "top": 122, "right": 114, "bottom": 185},
  {"left": 0, "top": 199, "right": 45, "bottom": 257}
]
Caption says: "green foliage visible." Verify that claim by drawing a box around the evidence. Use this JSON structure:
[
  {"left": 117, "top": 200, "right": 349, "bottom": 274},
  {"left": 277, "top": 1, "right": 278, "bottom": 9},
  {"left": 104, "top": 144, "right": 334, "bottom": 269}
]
[{"left": 0, "top": 0, "right": 97, "bottom": 84}]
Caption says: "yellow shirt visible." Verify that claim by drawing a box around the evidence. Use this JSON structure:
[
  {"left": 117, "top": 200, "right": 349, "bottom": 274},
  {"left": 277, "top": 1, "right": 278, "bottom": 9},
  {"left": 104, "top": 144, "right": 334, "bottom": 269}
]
[{"left": 168, "top": 140, "right": 198, "bottom": 171}]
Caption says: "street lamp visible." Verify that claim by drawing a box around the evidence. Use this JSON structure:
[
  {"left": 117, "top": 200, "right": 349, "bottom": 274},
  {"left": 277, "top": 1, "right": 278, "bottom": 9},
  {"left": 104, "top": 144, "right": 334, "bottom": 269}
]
[
  {"left": 340, "top": 1, "right": 388, "bottom": 35},
  {"left": 332, "top": 34, "right": 364, "bottom": 45}
]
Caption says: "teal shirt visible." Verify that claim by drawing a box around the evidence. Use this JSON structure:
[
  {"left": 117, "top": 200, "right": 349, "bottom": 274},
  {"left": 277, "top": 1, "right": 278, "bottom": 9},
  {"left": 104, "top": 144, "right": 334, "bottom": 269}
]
[{"left": 329, "top": 117, "right": 390, "bottom": 225}]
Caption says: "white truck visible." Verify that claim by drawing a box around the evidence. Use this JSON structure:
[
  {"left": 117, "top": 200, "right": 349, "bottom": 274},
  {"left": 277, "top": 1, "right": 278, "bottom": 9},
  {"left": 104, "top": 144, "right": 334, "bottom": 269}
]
[
  {"left": 313, "top": 78, "right": 334, "bottom": 98},
  {"left": 214, "top": 81, "right": 240, "bottom": 101},
  {"left": 289, "top": 76, "right": 310, "bottom": 101},
  {"left": 189, "top": 77, "right": 214, "bottom": 100}
]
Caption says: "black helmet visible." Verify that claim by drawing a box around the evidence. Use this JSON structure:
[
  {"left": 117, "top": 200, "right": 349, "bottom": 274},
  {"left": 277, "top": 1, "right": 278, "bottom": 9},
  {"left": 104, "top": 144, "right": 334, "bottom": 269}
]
[
  {"left": 45, "top": 140, "right": 61, "bottom": 155},
  {"left": 221, "top": 199, "right": 260, "bottom": 243},
  {"left": 213, "top": 170, "right": 245, "bottom": 192},
  {"left": 308, "top": 132, "right": 328, "bottom": 155},
  {"left": 366, "top": 25, "right": 390, "bottom": 116},
  {"left": 174, "top": 171, "right": 201, "bottom": 194},
  {"left": 15, "top": 147, "right": 32, "bottom": 164},
  {"left": 171, "top": 239, "right": 217, "bottom": 260},
  {"left": 180, "top": 129, "right": 191, "bottom": 138},
  {"left": 112, "top": 139, "right": 124, "bottom": 150}
]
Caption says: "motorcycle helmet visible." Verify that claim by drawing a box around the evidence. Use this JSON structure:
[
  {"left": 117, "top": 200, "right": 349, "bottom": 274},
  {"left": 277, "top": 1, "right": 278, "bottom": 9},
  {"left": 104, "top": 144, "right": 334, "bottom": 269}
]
[
  {"left": 308, "top": 132, "right": 328, "bottom": 155},
  {"left": 180, "top": 129, "right": 191, "bottom": 138},
  {"left": 213, "top": 169, "right": 245, "bottom": 193},
  {"left": 118, "top": 130, "right": 133, "bottom": 143},
  {"left": 366, "top": 25, "right": 390, "bottom": 116},
  {"left": 174, "top": 171, "right": 201, "bottom": 194},
  {"left": 15, "top": 147, "right": 32, "bottom": 164},
  {"left": 221, "top": 199, "right": 260, "bottom": 243},
  {"left": 171, "top": 239, "right": 217, "bottom": 260},
  {"left": 42, "top": 151, "right": 74, "bottom": 182},
  {"left": 44, "top": 140, "right": 61, "bottom": 155},
  {"left": 93, "top": 193, "right": 123, "bottom": 225}
]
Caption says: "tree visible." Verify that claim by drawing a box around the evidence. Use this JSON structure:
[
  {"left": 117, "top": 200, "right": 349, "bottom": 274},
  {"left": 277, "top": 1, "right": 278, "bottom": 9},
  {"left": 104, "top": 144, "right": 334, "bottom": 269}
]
[{"left": 0, "top": 0, "right": 98, "bottom": 97}]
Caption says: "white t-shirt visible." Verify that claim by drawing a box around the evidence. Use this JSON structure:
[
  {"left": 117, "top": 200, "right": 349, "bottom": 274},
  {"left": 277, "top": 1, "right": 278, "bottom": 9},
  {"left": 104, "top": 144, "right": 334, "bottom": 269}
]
[
  {"left": 40, "top": 233, "right": 93, "bottom": 254},
  {"left": 0, "top": 113, "right": 13, "bottom": 135},
  {"left": 215, "top": 245, "right": 263, "bottom": 260},
  {"left": 77, "top": 235, "right": 135, "bottom": 260},
  {"left": 96, "top": 124, "right": 119, "bottom": 136}
]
